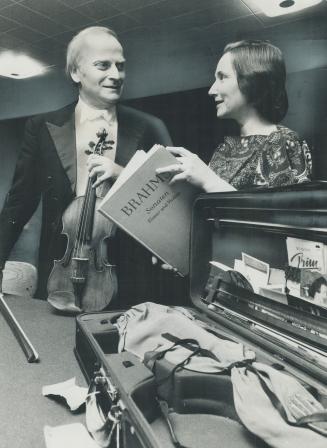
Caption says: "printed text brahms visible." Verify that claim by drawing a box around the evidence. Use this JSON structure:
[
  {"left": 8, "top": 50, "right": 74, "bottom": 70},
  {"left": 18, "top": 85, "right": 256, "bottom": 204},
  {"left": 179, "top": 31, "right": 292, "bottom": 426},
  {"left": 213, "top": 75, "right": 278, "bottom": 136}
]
[{"left": 120, "top": 173, "right": 172, "bottom": 217}]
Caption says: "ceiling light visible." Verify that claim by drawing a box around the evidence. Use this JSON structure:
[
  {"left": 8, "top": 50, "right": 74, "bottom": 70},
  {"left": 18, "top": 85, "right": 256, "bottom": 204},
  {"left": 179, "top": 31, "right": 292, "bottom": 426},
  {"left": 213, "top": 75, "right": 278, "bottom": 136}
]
[
  {"left": 246, "top": 0, "right": 323, "bottom": 17},
  {"left": 0, "top": 51, "right": 49, "bottom": 79}
]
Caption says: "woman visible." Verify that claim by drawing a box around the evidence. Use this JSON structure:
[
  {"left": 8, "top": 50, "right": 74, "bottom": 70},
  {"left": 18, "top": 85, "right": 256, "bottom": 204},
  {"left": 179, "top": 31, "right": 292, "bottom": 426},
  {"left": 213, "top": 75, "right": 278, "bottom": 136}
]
[
  {"left": 157, "top": 40, "right": 311, "bottom": 191},
  {"left": 308, "top": 277, "right": 327, "bottom": 308}
]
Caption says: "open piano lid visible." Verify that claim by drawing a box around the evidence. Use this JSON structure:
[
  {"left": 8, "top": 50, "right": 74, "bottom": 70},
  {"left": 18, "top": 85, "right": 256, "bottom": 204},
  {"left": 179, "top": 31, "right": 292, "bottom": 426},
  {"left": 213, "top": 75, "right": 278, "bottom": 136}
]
[{"left": 190, "top": 182, "right": 327, "bottom": 385}]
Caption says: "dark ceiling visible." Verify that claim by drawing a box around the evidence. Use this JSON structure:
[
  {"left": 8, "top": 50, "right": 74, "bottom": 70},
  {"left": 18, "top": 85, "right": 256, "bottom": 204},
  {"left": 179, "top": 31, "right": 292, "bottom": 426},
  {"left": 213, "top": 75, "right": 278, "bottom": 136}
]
[{"left": 0, "top": 0, "right": 326, "bottom": 70}]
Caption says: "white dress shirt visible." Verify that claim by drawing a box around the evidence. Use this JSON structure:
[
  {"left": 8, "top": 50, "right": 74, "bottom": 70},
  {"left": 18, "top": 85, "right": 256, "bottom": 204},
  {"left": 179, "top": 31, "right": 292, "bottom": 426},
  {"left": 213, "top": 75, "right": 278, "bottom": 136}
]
[{"left": 75, "top": 98, "right": 118, "bottom": 197}]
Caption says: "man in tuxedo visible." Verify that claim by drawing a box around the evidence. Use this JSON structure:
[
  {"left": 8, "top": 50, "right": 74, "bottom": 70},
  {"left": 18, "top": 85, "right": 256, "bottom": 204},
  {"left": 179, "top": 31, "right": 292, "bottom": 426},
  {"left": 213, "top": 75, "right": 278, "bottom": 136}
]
[{"left": 0, "top": 26, "right": 172, "bottom": 303}]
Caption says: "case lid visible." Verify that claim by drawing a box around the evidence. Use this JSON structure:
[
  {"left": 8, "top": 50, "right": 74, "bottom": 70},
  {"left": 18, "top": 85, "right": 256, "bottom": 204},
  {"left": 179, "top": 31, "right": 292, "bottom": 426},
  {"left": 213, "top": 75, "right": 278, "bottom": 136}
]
[{"left": 190, "top": 182, "right": 327, "bottom": 385}]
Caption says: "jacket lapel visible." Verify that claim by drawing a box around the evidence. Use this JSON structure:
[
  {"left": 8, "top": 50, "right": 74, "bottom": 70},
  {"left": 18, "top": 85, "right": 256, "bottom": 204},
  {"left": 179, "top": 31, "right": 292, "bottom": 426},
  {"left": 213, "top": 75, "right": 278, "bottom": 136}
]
[
  {"left": 46, "top": 106, "right": 77, "bottom": 193},
  {"left": 45, "top": 104, "right": 145, "bottom": 193}
]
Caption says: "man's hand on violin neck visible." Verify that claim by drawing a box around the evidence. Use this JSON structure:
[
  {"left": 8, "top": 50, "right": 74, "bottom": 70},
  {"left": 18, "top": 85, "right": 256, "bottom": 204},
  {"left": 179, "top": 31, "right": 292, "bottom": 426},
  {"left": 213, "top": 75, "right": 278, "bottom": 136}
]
[{"left": 87, "top": 154, "right": 123, "bottom": 188}]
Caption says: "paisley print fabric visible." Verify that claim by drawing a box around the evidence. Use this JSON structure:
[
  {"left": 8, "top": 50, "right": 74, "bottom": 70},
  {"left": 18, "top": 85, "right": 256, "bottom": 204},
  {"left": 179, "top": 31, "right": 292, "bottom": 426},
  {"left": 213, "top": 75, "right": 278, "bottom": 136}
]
[{"left": 209, "top": 126, "right": 311, "bottom": 189}]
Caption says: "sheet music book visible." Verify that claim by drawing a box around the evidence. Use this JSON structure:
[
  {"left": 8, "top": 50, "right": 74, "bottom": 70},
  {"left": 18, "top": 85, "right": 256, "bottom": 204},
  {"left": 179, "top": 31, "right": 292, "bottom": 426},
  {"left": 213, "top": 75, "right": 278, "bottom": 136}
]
[{"left": 98, "top": 145, "right": 197, "bottom": 275}]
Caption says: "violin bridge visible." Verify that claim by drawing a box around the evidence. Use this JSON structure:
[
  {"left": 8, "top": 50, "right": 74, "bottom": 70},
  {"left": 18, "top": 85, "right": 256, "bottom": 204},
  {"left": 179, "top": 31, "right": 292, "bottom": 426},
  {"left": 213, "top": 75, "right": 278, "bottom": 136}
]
[{"left": 71, "top": 257, "right": 89, "bottom": 284}]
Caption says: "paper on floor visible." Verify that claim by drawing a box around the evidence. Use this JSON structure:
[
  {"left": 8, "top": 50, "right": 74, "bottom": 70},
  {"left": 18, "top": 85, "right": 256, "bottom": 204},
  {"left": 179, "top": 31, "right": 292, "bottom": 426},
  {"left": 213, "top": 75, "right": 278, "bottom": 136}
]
[
  {"left": 44, "top": 423, "right": 99, "bottom": 448},
  {"left": 42, "top": 377, "right": 88, "bottom": 411}
]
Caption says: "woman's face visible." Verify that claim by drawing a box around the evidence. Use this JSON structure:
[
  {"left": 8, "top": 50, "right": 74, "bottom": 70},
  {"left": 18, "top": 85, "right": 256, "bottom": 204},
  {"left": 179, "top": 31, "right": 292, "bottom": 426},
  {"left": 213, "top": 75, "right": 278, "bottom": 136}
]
[{"left": 209, "top": 52, "right": 248, "bottom": 121}]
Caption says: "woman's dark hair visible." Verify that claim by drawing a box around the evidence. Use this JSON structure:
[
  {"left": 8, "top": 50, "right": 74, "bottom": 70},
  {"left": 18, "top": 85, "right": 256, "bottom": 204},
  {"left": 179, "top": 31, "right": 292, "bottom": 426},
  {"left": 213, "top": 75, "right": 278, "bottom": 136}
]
[
  {"left": 308, "top": 276, "right": 327, "bottom": 298},
  {"left": 223, "top": 40, "right": 288, "bottom": 123}
]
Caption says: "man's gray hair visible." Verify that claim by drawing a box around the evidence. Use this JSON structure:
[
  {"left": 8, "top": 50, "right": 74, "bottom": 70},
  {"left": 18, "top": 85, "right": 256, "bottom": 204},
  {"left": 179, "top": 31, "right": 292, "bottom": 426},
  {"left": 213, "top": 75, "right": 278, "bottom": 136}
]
[{"left": 66, "top": 26, "right": 120, "bottom": 78}]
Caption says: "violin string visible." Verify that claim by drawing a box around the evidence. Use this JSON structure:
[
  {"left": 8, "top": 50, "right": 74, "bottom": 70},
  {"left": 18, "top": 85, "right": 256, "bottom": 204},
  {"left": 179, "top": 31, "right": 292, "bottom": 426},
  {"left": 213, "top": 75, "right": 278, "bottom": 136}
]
[
  {"left": 74, "top": 184, "right": 88, "bottom": 258},
  {"left": 75, "top": 136, "right": 104, "bottom": 258},
  {"left": 73, "top": 145, "right": 94, "bottom": 259},
  {"left": 82, "top": 176, "right": 94, "bottom": 252},
  {"left": 83, "top": 137, "right": 104, "bottom": 251},
  {"left": 73, "top": 165, "right": 88, "bottom": 259},
  {"left": 76, "top": 150, "right": 96, "bottom": 258},
  {"left": 74, "top": 160, "right": 94, "bottom": 259},
  {"left": 73, "top": 196, "right": 82, "bottom": 257},
  {"left": 76, "top": 179, "right": 90, "bottom": 257}
]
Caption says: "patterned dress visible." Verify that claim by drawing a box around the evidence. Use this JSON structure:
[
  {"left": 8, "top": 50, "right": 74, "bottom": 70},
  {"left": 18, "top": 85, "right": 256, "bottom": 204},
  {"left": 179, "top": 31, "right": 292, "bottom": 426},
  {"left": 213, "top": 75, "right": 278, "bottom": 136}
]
[{"left": 209, "top": 125, "right": 311, "bottom": 189}]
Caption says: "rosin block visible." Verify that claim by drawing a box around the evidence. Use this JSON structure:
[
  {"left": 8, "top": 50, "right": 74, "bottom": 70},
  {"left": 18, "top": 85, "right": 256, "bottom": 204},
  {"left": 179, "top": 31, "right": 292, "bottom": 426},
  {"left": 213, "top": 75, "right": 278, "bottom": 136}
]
[{"left": 98, "top": 145, "right": 198, "bottom": 276}]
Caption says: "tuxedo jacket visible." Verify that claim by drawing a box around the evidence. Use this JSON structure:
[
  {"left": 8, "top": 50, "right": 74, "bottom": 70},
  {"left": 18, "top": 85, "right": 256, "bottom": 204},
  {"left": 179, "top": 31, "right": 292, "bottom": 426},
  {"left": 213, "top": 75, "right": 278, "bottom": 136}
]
[{"left": 0, "top": 102, "right": 172, "bottom": 299}]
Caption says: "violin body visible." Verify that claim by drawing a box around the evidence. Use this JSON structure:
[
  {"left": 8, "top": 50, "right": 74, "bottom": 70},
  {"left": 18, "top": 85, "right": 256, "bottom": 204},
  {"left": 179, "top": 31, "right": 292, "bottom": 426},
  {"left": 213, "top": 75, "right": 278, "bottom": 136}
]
[
  {"left": 47, "top": 195, "right": 117, "bottom": 313},
  {"left": 47, "top": 128, "right": 118, "bottom": 314}
]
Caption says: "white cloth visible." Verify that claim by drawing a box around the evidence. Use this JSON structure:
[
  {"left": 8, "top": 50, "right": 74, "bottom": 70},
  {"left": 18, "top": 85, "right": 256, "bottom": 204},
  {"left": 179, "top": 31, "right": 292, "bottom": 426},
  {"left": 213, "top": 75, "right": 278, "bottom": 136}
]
[
  {"left": 115, "top": 302, "right": 255, "bottom": 373},
  {"left": 75, "top": 97, "right": 118, "bottom": 196},
  {"left": 232, "top": 362, "right": 327, "bottom": 448}
]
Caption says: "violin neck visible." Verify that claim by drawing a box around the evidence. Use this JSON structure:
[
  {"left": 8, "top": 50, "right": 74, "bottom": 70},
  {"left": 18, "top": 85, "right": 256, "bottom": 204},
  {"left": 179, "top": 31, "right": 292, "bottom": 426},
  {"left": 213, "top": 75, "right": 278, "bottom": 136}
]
[
  {"left": 75, "top": 129, "right": 108, "bottom": 247},
  {"left": 77, "top": 178, "right": 97, "bottom": 243}
]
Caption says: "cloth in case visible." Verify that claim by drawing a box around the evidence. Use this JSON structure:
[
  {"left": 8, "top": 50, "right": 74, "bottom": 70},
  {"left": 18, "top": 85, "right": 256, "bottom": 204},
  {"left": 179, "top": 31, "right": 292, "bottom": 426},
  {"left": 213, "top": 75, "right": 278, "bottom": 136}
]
[
  {"left": 231, "top": 362, "right": 327, "bottom": 448},
  {"left": 115, "top": 302, "right": 255, "bottom": 373}
]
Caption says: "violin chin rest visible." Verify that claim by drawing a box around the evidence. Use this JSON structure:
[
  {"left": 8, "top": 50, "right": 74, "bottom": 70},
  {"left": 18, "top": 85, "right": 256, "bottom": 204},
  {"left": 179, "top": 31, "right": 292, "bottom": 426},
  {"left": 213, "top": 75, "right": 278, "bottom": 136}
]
[{"left": 47, "top": 291, "right": 82, "bottom": 315}]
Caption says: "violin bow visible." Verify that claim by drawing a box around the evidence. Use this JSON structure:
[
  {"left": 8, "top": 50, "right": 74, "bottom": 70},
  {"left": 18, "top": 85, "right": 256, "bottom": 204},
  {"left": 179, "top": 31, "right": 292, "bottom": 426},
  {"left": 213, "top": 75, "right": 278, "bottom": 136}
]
[{"left": 0, "top": 293, "right": 39, "bottom": 363}]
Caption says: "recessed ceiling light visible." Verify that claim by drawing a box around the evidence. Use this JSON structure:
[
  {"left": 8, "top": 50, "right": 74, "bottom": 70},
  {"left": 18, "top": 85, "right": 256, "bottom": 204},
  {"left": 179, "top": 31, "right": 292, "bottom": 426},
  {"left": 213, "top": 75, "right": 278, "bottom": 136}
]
[
  {"left": 245, "top": 0, "right": 323, "bottom": 17},
  {"left": 280, "top": 0, "right": 296, "bottom": 7},
  {"left": 0, "top": 51, "right": 50, "bottom": 79}
]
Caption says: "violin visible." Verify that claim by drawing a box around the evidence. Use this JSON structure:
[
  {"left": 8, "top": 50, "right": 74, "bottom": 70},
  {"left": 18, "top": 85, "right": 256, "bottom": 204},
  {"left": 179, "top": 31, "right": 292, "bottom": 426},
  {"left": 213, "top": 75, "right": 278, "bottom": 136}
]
[{"left": 47, "top": 129, "right": 118, "bottom": 314}]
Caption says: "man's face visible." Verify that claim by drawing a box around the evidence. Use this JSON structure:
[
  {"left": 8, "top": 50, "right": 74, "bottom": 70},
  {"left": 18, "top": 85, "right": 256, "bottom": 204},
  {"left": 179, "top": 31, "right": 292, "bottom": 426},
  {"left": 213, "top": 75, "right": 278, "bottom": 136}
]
[{"left": 71, "top": 33, "right": 125, "bottom": 109}]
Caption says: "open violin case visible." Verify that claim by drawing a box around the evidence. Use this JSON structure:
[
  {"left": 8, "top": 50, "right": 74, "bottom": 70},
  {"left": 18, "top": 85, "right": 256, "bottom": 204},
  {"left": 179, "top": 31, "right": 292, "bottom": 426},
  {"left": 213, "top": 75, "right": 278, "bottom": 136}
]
[{"left": 75, "top": 182, "right": 327, "bottom": 448}]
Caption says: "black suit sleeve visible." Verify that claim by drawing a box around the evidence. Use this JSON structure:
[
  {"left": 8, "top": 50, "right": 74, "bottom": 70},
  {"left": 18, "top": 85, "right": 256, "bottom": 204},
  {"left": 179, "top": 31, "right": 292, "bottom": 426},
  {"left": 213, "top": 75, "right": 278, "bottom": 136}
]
[
  {"left": 144, "top": 115, "right": 173, "bottom": 148},
  {"left": 0, "top": 117, "right": 42, "bottom": 268}
]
